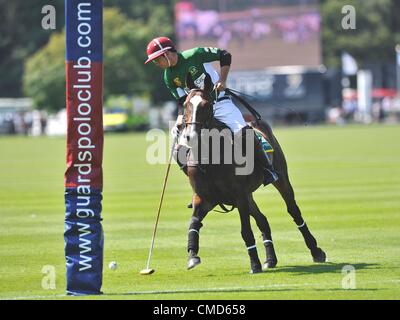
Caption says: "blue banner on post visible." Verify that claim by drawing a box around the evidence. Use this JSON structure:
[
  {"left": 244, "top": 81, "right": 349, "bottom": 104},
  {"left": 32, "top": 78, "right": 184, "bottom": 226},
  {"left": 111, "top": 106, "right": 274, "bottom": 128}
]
[{"left": 64, "top": 0, "right": 104, "bottom": 295}]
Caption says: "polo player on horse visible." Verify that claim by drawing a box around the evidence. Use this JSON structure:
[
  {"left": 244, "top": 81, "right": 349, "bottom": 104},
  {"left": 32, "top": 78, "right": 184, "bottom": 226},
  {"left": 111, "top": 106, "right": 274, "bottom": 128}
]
[{"left": 144, "top": 37, "right": 326, "bottom": 273}]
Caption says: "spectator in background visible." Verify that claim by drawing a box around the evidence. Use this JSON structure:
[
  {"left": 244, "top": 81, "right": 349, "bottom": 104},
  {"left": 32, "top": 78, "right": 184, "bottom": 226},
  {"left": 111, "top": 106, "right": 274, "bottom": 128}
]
[
  {"left": 40, "top": 111, "right": 48, "bottom": 134},
  {"left": 342, "top": 98, "right": 357, "bottom": 121},
  {"left": 175, "top": 1, "right": 198, "bottom": 40},
  {"left": 23, "top": 112, "right": 33, "bottom": 135}
]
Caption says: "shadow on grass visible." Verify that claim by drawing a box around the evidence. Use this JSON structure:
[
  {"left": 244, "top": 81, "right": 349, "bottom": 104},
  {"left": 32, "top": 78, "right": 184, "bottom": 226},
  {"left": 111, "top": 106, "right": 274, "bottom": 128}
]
[
  {"left": 264, "top": 263, "right": 380, "bottom": 276},
  {"left": 102, "top": 263, "right": 383, "bottom": 297},
  {"left": 105, "top": 287, "right": 298, "bottom": 296},
  {"left": 313, "top": 288, "right": 382, "bottom": 292}
]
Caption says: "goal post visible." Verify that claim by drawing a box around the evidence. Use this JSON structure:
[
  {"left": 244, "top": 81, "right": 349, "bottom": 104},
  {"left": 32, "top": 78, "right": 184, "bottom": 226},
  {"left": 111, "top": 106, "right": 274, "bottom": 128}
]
[{"left": 64, "top": 0, "right": 104, "bottom": 295}]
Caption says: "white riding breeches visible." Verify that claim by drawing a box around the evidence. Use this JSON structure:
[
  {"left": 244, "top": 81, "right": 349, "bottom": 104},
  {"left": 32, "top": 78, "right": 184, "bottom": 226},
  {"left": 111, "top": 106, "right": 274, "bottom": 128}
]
[{"left": 213, "top": 98, "right": 247, "bottom": 134}]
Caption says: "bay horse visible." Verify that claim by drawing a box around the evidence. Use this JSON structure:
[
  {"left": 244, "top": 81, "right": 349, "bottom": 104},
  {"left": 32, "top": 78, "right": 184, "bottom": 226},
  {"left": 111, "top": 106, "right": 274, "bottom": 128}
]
[{"left": 177, "top": 73, "right": 326, "bottom": 273}]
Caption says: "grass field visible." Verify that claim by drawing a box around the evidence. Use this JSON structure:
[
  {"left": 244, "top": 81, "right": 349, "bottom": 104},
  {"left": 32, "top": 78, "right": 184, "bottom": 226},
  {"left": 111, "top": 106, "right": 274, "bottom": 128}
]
[{"left": 0, "top": 124, "right": 399, "bottom": 300}]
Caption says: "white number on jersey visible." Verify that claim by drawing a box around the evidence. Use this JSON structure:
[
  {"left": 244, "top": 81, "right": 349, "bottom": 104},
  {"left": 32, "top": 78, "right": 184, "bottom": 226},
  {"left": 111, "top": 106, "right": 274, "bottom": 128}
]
[{"left": 204, "top": 47, "right": 218, "bottom": 54}]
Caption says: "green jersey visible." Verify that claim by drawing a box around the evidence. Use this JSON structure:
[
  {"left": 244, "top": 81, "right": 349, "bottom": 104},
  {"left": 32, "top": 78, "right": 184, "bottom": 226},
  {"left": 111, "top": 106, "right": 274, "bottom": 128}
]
[{"left": 164, "top": 47, "right": 222, "bottom": 100}]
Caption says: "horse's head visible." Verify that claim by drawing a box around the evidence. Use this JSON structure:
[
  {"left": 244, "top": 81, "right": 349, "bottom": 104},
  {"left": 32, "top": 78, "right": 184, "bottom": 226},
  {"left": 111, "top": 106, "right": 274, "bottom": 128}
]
[{"left": 183, "top": 73, "right": 214, "bottom": 146}]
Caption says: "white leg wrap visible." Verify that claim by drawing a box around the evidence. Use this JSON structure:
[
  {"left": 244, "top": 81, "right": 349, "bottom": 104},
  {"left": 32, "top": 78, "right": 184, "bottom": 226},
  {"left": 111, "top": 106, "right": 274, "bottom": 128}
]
[{"left": 297, "top": 222, "right": 306, "bottom": 228}]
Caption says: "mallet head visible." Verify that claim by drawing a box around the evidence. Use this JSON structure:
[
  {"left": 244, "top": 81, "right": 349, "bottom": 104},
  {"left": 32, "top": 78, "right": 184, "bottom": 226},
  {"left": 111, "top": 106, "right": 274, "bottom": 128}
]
[{"left": 140, "top": 268, "right": 155, "bottom": 275}]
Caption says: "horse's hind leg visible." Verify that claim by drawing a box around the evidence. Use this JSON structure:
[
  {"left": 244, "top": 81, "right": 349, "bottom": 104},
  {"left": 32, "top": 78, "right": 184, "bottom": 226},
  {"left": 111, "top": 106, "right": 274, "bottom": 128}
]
[
  {"left": 248, "top": 196, "right": 278, "bottom": 269},
  {"left": 187, "top": 193, "right": 212, "bottom": 270},
  {"left": 273, "top": 174, "right": 326, "bottom": 263},
  {"left": 259, "top": 121, "right": 325, "bottom": 262}
]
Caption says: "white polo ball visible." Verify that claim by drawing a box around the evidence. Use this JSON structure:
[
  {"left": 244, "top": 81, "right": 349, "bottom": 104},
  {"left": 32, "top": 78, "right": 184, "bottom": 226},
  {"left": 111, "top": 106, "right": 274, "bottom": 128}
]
[{"left": 108, "top": 261, "right": 117, "bottom": 270}]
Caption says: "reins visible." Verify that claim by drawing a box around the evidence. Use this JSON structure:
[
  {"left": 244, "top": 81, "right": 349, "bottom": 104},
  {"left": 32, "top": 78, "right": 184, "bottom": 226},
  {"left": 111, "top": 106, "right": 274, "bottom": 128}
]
[{"left": 225, "top": 88, "right": 262, "bottom": 124}]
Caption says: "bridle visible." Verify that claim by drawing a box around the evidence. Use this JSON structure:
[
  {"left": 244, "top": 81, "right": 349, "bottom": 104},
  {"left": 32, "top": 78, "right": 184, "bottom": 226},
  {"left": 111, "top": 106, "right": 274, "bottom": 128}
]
[{"left": 183, "top": 89, "right": 214, "bottom": 129}]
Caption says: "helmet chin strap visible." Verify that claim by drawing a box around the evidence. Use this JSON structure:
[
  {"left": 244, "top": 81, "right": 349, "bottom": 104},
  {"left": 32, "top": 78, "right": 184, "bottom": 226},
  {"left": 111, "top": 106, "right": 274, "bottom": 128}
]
[{"left": 164, "top": 53, "right": 171, "bottom": 67}]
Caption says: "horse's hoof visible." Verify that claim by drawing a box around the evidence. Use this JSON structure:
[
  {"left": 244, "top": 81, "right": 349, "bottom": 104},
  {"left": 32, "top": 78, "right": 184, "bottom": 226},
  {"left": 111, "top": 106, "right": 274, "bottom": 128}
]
[
  {"left": 250, "top": 261, "right": 263, "bottom": 274},
  {"left": 263, "top": 259, "right": 278, "bottom": 269},
  {"left": 250, "top": 268, "right": 263, "bottom": 274},
  {"left": 187, "top": 256, "right": 201, "bottom": 270},
  {"left": 312, "top": 248, "right": 326, "bottom": 263}
]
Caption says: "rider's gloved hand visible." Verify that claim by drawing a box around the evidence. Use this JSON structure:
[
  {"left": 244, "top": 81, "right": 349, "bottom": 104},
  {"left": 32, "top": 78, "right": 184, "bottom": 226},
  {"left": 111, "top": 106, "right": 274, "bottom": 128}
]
[
  {"left": 171, "top": 124, "right": 180, "bottom": 140},
  {"left": 214, "top": 81, "right": 226, "bottom": 92}
]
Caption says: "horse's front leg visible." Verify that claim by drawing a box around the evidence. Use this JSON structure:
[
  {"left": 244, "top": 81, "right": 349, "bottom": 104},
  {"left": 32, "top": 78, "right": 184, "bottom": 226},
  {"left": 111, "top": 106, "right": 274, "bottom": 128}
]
[
  {"left": 248, "top": 195, "right": 278, "bottom": 269},
  {"left": 187, "top": 193, "right": 212, "bottom": 270},
  {"left": 237, "top": 195, "right": 262, "bottom": 274}
]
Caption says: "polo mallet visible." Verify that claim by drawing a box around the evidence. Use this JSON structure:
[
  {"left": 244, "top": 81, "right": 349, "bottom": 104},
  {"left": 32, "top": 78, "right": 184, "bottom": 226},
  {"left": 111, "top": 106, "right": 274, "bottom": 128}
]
[{"left": 140, "top": 136, "right": 178, "bottom": 275}]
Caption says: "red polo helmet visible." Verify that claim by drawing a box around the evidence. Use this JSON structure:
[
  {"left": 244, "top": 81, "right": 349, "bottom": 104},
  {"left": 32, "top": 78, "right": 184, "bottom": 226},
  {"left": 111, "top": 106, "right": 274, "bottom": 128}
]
[{"left": 145, "top": 37, "right": 176, "bottom": 64}]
